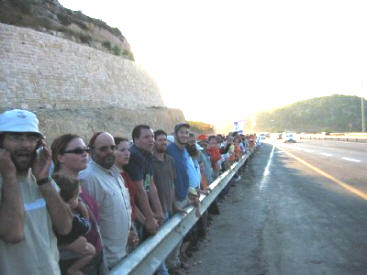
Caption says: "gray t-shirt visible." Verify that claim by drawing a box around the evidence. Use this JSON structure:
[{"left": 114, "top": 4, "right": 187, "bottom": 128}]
[
  {"left": 0, "top": 170, "right": 60, "bottom": 275},
  {"left": 79, "top": 160, "right": 131, "bottom": 268},
  {"left": 152, "top": 154, "right": 176, "bottom": 215}
]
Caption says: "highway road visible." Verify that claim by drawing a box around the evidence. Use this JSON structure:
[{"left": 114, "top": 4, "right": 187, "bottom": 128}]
[{"left": 187, "top": 140, "right": 367, "bottom": 275}]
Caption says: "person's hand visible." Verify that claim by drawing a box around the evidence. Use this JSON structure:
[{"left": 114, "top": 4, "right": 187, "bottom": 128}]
[
  {"left": 128, "top": 229, "right": 140, "bottom": 248},
  {"left": 83, "top": 242, "right": 96, "bottom": 256},
  {"left": 199, "top": 189, "right": 210, "bottom": 195},
  {"left": 144, "top": 216, "right": 159, "bottom": 234},
  {"left": 0, "top": 148, "right": 16, "bottom": 178},
  {"left": 76, "top": 200, "right": 89, "bottom": 219},
  {"left": 32, "top": 141, "right": 51, "bottom": 180},
  {"left": 176, "top": 208, "right": 188, "bottom": 216},
  {"left": 154, "top": 212, "right": 165, "bottom": 226}
]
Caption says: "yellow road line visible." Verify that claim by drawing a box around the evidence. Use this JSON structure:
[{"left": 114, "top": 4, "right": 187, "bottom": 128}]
[{"left": 279, "top": 147, "right": 367, "bottom": 200}]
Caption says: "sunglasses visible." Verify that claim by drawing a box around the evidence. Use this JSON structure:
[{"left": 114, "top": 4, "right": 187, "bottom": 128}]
[{"left": 63, "top": 147, "right": 90, "bottom": 155}]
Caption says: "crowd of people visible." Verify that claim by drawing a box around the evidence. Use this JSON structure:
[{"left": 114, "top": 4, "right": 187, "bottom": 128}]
[{"left": 0, "top": 109, "right": 257, "bottom": 275}]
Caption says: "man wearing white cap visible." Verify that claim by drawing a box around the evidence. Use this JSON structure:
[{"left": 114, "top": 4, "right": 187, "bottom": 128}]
[{"left": 0, "top": 109, "right": 72, "bottom": 275}]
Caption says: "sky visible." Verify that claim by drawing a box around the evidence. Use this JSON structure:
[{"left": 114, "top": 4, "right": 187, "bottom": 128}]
[{"left": 59, "top": 0, "right": 367, "bottom": 130}]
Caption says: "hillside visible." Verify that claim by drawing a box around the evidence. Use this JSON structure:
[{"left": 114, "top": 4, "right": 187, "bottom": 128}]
[
  {"left": 254, "top": 95, "right": 366, "bottom": 133},
  {"left": 0, "top": 0, "right": 134, "bottom": 60},
  {"left": 187, "top": 121, "right": 215, "bottom": 134},
  {"left": 1, "top": 19, "right": 185, "bottom": 142}
]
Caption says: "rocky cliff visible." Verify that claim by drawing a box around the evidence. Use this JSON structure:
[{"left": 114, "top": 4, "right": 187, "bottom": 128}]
[
  {"left": 0, "top": 22, "right": 185, "bottom": 141},
  {"left": 0, "top": 0, "right": 134, "bottom": 60}
]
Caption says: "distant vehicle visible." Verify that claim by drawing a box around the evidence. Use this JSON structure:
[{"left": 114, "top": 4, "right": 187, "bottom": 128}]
[
  {"left": 258, "top": 132, "right": 267, "bottom": 140},
  {"left": 283, "top": 132, "right": 297, "bottom": 143}
]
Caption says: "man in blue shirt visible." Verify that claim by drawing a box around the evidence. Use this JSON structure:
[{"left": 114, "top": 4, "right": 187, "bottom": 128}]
[
  {"left": 166, "top": 123, "right": 191, "bottom": 207},
  {"left": 165, "top": 123, "right": 191, "bottom": 272}
]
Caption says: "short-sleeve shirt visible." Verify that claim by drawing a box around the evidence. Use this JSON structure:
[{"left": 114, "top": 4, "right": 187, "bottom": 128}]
[
  {"left": 56, "top": 213, "right": 90, "bottom": 245},
  {"left": 0, "top": 171, "right": 60, "bottom": 275},
  {"left": 152, "top": 154, "right": 176, "bottom": 215},
  {"left": 166, "top": 143, "right": 190, "bottom": 201},
  {"left": 199, "top": 150, "right": 214, "bottom": 184},
  {"left": 187, "top": 156, "right": 201, "bottom": 189},
  {"left": 79, "top": 160, "right": 131, "bottom": 269},
  {"left": 124, "top": 144, "right": 153, "bottom": 191}
]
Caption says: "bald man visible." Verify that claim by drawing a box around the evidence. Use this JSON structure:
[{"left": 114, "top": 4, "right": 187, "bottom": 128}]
[{"left": 79, "top": 132, "right": 132, "bottom": 269}]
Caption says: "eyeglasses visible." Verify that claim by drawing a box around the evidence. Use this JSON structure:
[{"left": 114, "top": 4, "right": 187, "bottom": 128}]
[
  {"left": 6, "top": 133, "right": 40, "bottom": 143},
  {"left": 94, "top": 145, "right": 116, "bottom": 152},
  {"left": 63, "top": 147, "right": 90, "bottom": 155}
]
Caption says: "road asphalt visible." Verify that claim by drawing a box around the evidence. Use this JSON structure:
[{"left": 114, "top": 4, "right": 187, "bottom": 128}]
[{"left": 186, "top": 142, "right": 367, "bottom": 275}]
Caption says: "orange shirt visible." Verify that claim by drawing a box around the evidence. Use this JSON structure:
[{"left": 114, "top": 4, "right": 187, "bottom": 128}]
[{"left": 207, "top": 147, "right": 221, "bottom": 170}]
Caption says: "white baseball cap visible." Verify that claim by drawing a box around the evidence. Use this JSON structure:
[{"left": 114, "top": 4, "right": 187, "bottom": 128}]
[{"left": 0, "top": 109, "right": 44, "bottom": 137}]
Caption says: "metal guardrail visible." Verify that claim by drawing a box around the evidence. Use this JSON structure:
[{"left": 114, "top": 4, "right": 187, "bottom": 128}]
[
  {"left": 300, "top": 134, "right": 367, "bottom": 143},
  {"left": 110, "top": 152, "right": 252, "bottom": 275}
]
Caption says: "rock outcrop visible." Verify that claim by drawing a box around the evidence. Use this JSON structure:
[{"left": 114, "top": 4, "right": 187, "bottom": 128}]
[{"left": 0, "top": 23, "right": 185, "bottom": 142}]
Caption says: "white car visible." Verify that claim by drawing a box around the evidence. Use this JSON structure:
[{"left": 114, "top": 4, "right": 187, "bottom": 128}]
[{"left": 283, "top": 132, "right": 297, "bottom": 143}]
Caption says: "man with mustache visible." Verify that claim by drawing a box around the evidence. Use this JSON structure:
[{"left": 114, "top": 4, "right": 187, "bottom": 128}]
[
  {"left": 0, "top": 109, "right": 72, "bottom": 275},
  {"left": 166, "top": 123, "right": 191, "bottom": 272},
  {"left": 79, "top": 132, "right": 132, "bottom": 269}
]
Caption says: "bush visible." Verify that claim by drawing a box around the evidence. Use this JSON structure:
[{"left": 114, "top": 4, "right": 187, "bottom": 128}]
[
  {"left": 122, "top": 49, "right": 135, "bottom": 61},
  {"left": 112, "top": 45, "right": 121, "bottom": 56},
  {"left": 79, "top": 33, "right": 92, "bottom": 44},
  {"left": 38, "top": 17, "right": 52, "bottom": 29},
  {"left": 10, "top": 0, "right": 32, "bottom": 15},
  {"left": 102, "top": 41, "right": 112, "bottom": 51},
  {"left": 74, "top": 20, "right": 88, "bottom": 30},
  {"left": 57, "top": 13, "right": 71, "bottom": 26}
]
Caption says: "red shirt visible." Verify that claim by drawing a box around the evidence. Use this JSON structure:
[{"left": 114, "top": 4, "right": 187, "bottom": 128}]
[
  {"left": 122, "top": 172, "right": 137, "bottom": 221},
  {"left": 207, "top": 147, "right": 221, "bottom": 169}
]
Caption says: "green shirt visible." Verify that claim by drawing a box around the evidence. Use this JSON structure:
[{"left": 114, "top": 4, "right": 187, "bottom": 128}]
[{"left": 0, "top": 170, "right": 60, "bottom": 275}]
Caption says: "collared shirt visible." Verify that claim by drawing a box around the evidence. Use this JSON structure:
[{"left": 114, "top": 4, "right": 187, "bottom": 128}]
[
  {"left": 0, "top": 171, "right": 60, "bottom": 275},
  {"left": 187, "top": 156, "right": 201, "bottom": 189},
  {"left": 166, "top": 143, "right": 190, "bottom": 201},
  {"left": 79, "top": 160, "right": 131, "bottom": 268},
  {"left": 124, "top": 144, "right": 153, "bottom": 191},
  {"left": 152, "top": 153, "right": 176, "bottom": 215},
  {"left": 199, "top": 150, "right": 214, "bottom": 184}
]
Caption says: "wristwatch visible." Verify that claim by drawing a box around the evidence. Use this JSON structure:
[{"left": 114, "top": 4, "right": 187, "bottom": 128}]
[{"left": 36, "top": 177, "right": 51, "bottom": 186}]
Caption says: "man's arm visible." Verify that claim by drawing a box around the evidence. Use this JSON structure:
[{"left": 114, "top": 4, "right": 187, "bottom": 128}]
[
  {"left": 147, "top": 178, "right": 164, "bottom": 224},
  {"left": 135, "top": 205, "right": 146, "bottom": 225},
  {"left": 134, "top": 179, "right": 158, "bottom": 234},
  {"left": 0, "top": 149, "right": 24, "bottom": 243},
  {"left": 39, "top": 182, "right": 73, "bottom": 235},
  {"left": 33, "top": 143, "right": 72, "bottom": 235}
]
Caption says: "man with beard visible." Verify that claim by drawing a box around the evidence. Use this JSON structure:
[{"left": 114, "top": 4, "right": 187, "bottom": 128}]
[
  {"left": 166, "top": 123, "right": 191, "bottom": 272},
  {"left": 79, "top": 132, "right": 132, "bottom": 269},
  {"left": 166, "top": 123, "right": 191, "bottom": 208},
  {"left": 0, "top": 109, "right": 72, "bottom": 275},
  {"left": 152, "top": 130, "right": 186, "bottom": 275},
  {"left": 152, "top": 130, "right": 185, "bottom": 220}
]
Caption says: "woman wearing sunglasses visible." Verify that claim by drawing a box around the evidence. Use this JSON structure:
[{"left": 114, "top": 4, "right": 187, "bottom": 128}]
[{"left": 51, "top": 134, "right": 105, "bottom": 275}]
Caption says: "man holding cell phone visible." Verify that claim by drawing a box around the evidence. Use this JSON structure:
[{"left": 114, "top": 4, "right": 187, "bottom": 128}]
[{"left": 0, "top": 109, "right": 73, "bottom": 275}]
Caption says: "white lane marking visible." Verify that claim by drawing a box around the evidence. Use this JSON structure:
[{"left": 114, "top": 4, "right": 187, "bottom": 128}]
[
  {"left": 342, "top": 157, "right": 361, "bottom": 163},
  {"left": 259, "top": 145, "right": 275, "bottom": 191},
  {"left": 320, "top": 153, "right": 333, "bottom": 157}
]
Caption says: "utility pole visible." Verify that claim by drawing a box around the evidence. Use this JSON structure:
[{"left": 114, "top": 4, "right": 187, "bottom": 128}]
[{"left": 361, "top": 96, "right": 365, "bottom": 132}]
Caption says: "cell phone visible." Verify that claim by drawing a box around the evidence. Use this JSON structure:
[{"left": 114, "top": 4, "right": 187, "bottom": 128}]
[{"left": 35, "top": 138, "right": 44, "bottom": 155}]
